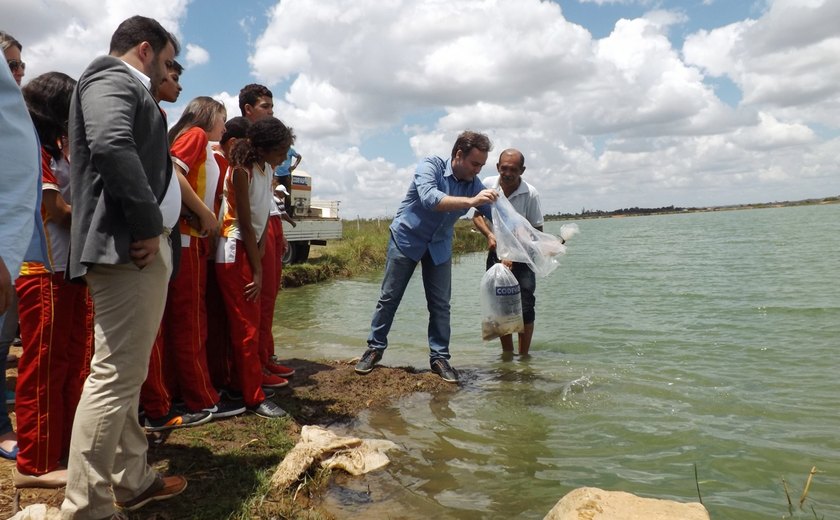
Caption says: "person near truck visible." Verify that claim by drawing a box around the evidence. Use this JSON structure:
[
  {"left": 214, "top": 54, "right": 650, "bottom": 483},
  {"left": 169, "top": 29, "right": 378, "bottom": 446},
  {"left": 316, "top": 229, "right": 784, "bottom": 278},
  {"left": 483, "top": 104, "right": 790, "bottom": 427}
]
[
  {"left": 273, "top": 147, "right": 301, "bottom": 214},
  {"left": 355, "top": 130, "right": 499, "bottom": 384}
]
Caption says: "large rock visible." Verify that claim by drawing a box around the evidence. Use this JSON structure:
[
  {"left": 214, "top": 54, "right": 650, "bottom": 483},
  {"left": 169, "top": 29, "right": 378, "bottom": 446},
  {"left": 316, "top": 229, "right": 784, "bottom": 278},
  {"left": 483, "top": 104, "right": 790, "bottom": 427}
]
[{"left": 544, "top": 487, "right": 710, "bottom": 520}]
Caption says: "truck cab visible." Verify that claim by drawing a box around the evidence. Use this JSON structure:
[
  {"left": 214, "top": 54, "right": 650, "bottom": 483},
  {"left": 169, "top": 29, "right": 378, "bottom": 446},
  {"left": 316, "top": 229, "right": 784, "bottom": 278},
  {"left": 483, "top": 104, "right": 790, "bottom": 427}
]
[{"left": 281, "top": 170, "right": 342, "bottom": 264}]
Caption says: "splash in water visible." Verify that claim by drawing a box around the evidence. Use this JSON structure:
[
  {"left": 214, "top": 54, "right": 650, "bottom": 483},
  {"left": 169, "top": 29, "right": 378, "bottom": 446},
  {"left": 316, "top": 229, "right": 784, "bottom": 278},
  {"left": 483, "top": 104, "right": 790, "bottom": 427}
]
[{"left": 561, "top": 374, "right": 593, "bottom": 401}]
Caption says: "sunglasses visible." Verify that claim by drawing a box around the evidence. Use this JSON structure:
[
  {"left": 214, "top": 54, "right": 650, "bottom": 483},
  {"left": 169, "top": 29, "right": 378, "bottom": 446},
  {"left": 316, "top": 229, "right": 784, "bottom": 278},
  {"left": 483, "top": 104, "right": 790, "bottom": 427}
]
[{"left": 7, "top": 59, "right": 25, "bottom": 72}]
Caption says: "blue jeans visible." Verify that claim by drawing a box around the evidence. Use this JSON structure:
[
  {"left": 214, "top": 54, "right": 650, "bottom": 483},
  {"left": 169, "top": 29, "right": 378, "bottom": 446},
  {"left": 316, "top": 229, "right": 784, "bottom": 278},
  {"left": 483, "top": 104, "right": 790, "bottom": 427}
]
[
  {"left": 367, "top": 237, "right": 452, "bottom": 361},
  {"left": 0, "top": 297, "right": 18, "bottom": 436}
]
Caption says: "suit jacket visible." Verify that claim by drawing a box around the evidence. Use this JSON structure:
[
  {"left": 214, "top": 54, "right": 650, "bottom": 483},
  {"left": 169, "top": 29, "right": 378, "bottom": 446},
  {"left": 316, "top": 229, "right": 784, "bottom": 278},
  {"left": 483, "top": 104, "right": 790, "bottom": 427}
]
[{"left": 68, "top": 55, "right": 178, "bottom": 280}]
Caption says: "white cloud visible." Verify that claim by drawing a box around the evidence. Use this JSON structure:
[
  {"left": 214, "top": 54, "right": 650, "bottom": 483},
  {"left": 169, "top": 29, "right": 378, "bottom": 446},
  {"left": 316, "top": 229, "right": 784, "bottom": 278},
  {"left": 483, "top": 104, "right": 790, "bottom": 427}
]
[
  {"left": 731, "top": 112, "right": 816, "bottom": 150},
  {"left": 185, "top": 43, "right": 209, "bottom": 67},
  {"left": 3, "top": 1, "right": 189, "bottom": 82},
  {"left": 577, "top": 0, "right": 653, "bottom": 5},
  {"left": 247, "top": 0, "right": 839, "bottom": 216},
  {"left": 6, "top": 0, "right": 840, "bottom": 218},
  {"left": 276, "top": 75, "right": 350, "bottom": 137},
  {"left": 684, "top": 0, "right": 840, "bottom": 120},
  {"left": 212, "top": 91, "right": 241, "bottom": 123}
]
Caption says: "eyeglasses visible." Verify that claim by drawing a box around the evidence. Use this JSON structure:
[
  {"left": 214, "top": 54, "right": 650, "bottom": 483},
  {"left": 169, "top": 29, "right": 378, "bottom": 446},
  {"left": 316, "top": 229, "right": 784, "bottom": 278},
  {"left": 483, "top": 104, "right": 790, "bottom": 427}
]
[{"left": 7, "top": 60, "right": 25, "bottom": 72}]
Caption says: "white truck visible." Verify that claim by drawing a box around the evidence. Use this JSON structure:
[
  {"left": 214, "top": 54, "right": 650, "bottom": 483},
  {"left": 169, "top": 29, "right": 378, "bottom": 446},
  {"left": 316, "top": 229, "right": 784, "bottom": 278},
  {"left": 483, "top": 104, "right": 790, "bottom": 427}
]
[{"left": 281, "top": 170, "right": 342, "bottom": 264}]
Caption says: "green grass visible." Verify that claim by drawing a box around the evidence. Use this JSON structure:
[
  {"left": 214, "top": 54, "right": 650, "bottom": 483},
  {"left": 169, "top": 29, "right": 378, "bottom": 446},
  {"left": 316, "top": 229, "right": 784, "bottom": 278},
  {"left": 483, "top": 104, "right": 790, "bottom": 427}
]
[
  {"left": 134, "top": 416, "right": 311, "bottom": 520},
  {"left": 283, "top": 218, "right": 488, "bottom": 287}
]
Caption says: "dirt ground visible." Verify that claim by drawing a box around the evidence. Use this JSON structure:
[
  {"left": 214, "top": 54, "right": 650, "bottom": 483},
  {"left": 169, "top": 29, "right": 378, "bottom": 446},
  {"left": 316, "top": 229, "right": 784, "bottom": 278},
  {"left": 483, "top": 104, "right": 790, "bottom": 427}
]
[{"left": 1, "top": 350, "right": 456, "bottom": 518}]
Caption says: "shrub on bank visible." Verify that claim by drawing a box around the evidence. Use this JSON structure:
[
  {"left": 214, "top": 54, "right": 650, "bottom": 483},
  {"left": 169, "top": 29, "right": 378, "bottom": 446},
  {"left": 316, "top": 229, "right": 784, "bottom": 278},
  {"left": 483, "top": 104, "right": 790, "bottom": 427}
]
[{"left": 283, "top": 218, "right": 488, "bottom": 287}]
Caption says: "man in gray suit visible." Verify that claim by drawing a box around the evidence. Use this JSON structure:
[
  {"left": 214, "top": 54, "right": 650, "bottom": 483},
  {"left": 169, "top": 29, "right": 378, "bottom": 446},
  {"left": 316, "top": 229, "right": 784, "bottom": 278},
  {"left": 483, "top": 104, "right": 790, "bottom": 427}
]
[{"left": 62, "top": 16, "right": 185, "bottom": 519}]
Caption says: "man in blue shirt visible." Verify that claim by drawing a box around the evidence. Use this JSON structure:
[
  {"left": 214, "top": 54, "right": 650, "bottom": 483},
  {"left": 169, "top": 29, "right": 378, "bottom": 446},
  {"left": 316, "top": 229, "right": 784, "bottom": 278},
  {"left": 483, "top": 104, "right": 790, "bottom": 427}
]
[
  {"left": 356, "top": 131, "right": 499, "bottom": 383},
  {"left": 275, "top": 147, "right": 302, "bottom": 177},
  {"left": 274, "top": 147, "right": 301, "bottom": 212}
]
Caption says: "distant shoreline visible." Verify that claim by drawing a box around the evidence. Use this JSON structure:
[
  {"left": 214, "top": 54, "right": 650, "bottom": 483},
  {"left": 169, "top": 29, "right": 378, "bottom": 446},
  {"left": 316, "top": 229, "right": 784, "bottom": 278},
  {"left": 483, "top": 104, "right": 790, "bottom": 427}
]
[{"left": 545, "top": 195, "right": 839, "bottom": 221}]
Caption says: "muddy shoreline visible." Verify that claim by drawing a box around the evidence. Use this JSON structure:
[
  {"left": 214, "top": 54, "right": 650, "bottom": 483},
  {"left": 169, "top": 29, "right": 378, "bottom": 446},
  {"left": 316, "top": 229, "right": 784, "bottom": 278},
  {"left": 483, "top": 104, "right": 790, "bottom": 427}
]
[{"left": 1, "top": 354, "right": 456, "bottom": 519}]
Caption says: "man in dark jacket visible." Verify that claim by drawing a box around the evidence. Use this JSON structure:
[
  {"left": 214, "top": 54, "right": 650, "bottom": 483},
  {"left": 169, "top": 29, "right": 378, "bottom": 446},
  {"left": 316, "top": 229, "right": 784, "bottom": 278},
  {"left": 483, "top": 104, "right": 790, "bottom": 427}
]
[{"left": 62, "top": 15, "right": 186, "bottom": 519}]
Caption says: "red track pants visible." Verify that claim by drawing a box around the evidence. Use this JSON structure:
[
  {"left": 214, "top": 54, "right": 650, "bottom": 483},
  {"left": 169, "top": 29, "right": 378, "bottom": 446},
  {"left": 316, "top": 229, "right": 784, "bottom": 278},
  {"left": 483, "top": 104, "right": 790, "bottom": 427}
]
[
  {"left": 141, "top": 238, "right": 219, "bottom": 417},
  {"left": 215, "top": 239, "right": 266, "bottom": 407},
  {"left": 258, "top": 216, "right": 285, "bottom": 365},
  {"left": 205, "top": 258, "right": 231, "bottom": 390},
  {"left": 15, "top": 272, "right": 92, "bottom": 475}
]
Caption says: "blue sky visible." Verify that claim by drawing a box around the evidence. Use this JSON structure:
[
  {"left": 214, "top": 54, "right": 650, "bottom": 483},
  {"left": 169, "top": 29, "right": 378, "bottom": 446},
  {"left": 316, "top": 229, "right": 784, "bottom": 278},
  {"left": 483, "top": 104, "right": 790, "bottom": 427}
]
[
  {"left": 7, "top": 0, "right": 840, "bottom": 218},
  {"left": 176, "top": 1, "right": 273, "bottom": 106}
]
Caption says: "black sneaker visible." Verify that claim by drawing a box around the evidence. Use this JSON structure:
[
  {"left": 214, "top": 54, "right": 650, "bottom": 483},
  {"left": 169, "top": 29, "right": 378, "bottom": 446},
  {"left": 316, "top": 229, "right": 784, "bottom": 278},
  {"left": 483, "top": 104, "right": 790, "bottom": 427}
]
[
  {"left": 355, "top": 347, "right": 383, "bottom": 374},
  {"left": 143, "top": 409, "right": 212, "bottom": 432},
  {"left": 248, "top": 399, "right": 288, "bottom": 419},
  {"left": 203, "top": 399, "right": 246, "bottom": 419},
  {"left": 430, "top": 358, "right": 460, "bottom": 383},
  {"left": 219, "top": 388, "right": 242, "bottom": 401}
]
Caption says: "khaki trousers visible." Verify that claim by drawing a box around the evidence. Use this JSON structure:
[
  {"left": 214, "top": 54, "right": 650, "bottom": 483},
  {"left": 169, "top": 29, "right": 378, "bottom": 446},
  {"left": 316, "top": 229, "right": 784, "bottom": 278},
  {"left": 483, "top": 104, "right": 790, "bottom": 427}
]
[{"left": 61, "top": 236, "right": 172, "bottom": 519}]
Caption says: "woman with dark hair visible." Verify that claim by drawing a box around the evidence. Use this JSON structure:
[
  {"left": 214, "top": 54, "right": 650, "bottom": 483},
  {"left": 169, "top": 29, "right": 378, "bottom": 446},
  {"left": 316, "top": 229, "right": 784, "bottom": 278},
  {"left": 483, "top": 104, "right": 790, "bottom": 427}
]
[
  {"left": 215, "top": 117, "right": 294, "bottom": 419},
  {"left": 13, "top": 72, "right": 93, "bottom": 488},
  {"left": 140, "top": 96, "right": 245, "bottom": 430},
  {"left": 205, "top": 117, "right": 248, "bottom": 392},
  {"left": 1, "top": 31, "right": 25, "bottom": 86}
]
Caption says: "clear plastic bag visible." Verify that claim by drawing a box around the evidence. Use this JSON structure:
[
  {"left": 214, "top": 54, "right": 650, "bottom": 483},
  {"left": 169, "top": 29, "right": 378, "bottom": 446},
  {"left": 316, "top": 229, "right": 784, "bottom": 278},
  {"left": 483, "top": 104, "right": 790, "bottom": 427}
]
[
  {"left": 480, "top": 263, "right": 525, "bottom": 341},
  {"left": 492, "top": 193, "right": 578, "bottom": 277}
]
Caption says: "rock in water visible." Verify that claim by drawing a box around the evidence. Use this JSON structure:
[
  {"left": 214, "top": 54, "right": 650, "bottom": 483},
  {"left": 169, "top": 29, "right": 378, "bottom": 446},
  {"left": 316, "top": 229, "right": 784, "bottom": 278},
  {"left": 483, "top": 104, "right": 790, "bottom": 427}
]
[{"left": 544, "top": 487, "right": 710, "bottom": 520}]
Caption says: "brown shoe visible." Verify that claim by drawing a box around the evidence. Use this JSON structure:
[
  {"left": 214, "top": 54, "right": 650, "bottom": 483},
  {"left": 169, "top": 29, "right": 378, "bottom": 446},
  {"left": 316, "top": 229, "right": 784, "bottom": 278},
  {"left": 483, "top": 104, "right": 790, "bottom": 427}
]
[
  {"left": 12, "top": 467, "right": 68, "bottom": 488},
  {"left": 115, "top": 474, "right": 187, "bottom": 511}
]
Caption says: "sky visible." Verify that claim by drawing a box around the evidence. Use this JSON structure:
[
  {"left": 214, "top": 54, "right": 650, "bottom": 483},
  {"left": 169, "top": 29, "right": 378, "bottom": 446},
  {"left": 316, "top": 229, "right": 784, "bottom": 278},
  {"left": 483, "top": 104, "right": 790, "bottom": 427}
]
[{"left": 4, "top": 0, "right": 840, "bottom": 218}]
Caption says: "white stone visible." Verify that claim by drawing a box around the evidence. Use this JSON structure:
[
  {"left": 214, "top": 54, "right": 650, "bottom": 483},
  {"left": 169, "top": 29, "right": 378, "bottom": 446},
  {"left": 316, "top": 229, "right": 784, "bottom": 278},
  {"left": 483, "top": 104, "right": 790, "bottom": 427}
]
[{"left": 544, "top": 487, "right": 710, "bottom": 520}]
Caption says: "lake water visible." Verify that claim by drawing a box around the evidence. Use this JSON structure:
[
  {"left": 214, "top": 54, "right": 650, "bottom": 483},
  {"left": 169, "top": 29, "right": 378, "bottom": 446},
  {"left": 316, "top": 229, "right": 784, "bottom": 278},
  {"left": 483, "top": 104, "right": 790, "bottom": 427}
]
[{"left": 275, "top": 204, "right": 840, "bottom": 519}]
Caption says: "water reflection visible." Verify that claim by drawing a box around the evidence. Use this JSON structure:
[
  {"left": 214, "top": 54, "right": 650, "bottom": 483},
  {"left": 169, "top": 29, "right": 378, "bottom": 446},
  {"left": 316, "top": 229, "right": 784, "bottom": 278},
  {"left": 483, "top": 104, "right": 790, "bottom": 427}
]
[{"left": 321, "top": 362, "right": 589, "bottom": 519}]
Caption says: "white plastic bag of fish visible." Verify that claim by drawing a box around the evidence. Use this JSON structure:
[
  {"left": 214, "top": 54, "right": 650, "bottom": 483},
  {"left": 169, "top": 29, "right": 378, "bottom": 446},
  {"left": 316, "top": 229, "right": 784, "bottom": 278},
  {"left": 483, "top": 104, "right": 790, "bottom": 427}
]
[
  {"left": 480, "top": 263, "right": 525, "bottom": 341},
  {"left": 492, "top": 194, "right": 579, "bottom": 278}
]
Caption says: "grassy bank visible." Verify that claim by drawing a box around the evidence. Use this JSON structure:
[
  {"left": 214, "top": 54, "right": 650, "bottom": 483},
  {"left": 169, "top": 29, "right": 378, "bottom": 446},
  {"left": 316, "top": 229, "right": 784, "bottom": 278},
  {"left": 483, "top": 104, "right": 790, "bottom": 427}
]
[{"left": 282, "top": 218, "right": 488, "bottom": 287}]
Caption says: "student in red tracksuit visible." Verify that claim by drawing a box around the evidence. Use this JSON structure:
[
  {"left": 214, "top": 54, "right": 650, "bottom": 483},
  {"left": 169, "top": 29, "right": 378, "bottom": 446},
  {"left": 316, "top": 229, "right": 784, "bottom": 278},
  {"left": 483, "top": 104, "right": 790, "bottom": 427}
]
[
  {"left": 141, "top": 97, "right": 246, "bottom": 432},
  {"left": 215, "top": 117, "right": 294, "bottom": 418},
  {"left": 208, "top": 118, "right": 290, "bottom": 394},
  {"left": 204, "top": 118, "right": 247, "bottom": 392},
  {"left": 258, "top": 189, "right": 296, "bottom": 384},
  {"left": 13, "top": 72, "right": 93, "bottom": 487},
  {"left": 258, "top": 184, "right": 297, "bottom": 380}
]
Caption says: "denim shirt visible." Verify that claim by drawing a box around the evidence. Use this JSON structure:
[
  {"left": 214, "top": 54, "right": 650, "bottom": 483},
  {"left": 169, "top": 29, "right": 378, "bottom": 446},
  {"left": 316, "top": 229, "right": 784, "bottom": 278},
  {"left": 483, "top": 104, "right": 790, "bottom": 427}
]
[
  {"left": 389, "top": 156, "right": 491, "bottom": 265},
  {"left": 273, "top": 147, "right": 301, "bottom": 178}
]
